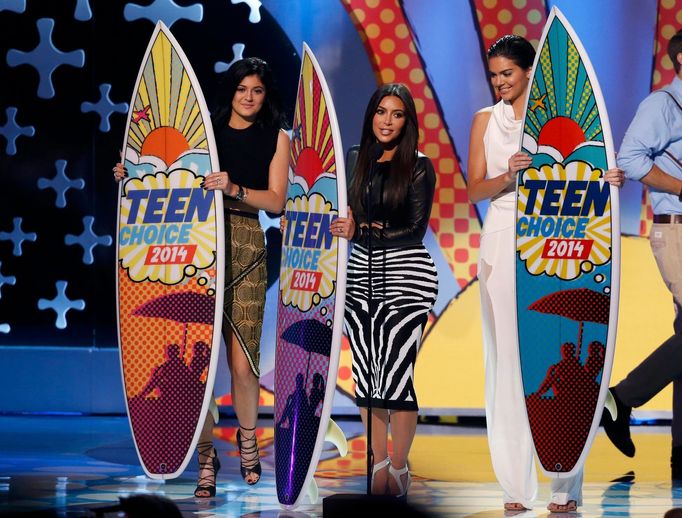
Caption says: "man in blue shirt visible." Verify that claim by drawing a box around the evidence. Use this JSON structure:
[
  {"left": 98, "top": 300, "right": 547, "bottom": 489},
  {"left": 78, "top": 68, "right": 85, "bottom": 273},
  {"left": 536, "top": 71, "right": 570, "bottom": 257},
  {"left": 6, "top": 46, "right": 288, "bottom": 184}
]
[{"left": 602, "top": 28, "right": 682, "bottom": 478}]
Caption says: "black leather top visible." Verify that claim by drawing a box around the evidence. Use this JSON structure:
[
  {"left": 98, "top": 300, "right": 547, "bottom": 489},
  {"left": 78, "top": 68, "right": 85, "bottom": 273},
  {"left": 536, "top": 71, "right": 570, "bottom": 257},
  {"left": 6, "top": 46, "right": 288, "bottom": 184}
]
[{"left": 352, "top": 155, "right": 436, "bottom": 248}]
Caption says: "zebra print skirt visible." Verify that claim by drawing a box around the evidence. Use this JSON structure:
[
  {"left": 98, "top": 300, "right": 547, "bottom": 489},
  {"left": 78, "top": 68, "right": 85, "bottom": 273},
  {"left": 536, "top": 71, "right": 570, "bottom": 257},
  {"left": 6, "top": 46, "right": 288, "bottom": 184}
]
[{"left": 344, "top": 243, "right": 438, "bottom": 411}]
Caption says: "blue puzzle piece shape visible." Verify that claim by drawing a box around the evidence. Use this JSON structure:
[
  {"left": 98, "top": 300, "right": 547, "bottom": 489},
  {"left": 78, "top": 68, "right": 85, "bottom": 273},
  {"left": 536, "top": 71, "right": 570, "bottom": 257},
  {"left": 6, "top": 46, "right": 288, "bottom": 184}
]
[
  {"left": 0, "top": 324, "right": 9, "bottom": 334},
  {"left": 215, "top": 43, "right": 246, "bottom": 73},
  {"left": 1, "top": 107, "right": 35, "bottom": 156},
  {"left": 74, "top": 0, "right": 92, "bottom": 20},
  {"left": 37, "top": 160, "right": 85, "bottom": 208},
  {"left": 38, "top": 280, "right": 85, "bottom": 330},
  {"left": 6, "top": 18, "right": 85, "bottom": 99},
  {"left": 231, "top": 0, "right": 262, "bottom": 23},
  {"left": 124, "top": 0, "right": 202, "bottom": 28},
  {"left": 0, "top": 217, "right": 37, "bottom": 256},
  {"left": 65, "top": 216, "right": 113, "bottom": 265},
  {"left": 0, "top": 0, "right": 26, "bottom": 13},
  {"left": 0, "top": 262, "right": 16, "bottom": 299},
  {"left": 81, "top": 84, "right": 128, "bottom": 132}
]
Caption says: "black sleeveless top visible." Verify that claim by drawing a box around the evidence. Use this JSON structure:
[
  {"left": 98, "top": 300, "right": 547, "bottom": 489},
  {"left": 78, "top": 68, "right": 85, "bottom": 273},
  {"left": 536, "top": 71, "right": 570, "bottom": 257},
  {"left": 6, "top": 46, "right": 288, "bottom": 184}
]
[{"left": 215, "top": 123, "right": 279, "bottom": 190}]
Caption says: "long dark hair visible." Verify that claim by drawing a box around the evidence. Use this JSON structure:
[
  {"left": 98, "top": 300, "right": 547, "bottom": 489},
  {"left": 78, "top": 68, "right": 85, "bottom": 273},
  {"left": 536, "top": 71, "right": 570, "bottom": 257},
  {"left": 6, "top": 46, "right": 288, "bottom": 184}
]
[
  {"left": 487, "top": 34, "right": 536, "bottom": 69},
  {"left": 212, "top": 57, "right": 287, "bottom": 129},
  {"left": 349, "top": 83, "right": 418, "bottom": 210}
]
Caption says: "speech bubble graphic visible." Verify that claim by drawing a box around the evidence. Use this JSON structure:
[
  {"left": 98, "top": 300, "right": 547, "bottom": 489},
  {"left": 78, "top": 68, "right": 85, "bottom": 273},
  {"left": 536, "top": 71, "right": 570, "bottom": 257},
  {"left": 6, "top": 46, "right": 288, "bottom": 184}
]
[
  {"left": 119, "top": 168, "right": 216, "bottom": 284},
  {"left": 280, "top": 192, "right": 338, "bottom": 312},
  {"left": 516, "top": 161, "right": 612, "bottom": 281}
]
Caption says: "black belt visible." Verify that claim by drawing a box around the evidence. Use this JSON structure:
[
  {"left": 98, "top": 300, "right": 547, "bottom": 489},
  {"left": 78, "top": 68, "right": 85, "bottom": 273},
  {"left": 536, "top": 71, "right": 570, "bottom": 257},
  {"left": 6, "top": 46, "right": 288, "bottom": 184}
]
[{"left": 653, "top": 214, "right": 682, "bottom": 224}]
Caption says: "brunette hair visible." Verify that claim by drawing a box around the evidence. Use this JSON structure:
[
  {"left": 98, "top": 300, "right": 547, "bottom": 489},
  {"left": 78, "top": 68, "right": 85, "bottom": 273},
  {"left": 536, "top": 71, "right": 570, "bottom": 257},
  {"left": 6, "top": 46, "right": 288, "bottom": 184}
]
[
  {"left": 349, "top": 83, "right": 418, "bottom": 210},
  {"left": 212, "top": 57, "right": 286, "bottom": 128},
  {"left": 668, "top": 28, "right": 682, "bottom": 74},
  {"left": 487, "top": 34, "right": 536, "bottom": 69}
]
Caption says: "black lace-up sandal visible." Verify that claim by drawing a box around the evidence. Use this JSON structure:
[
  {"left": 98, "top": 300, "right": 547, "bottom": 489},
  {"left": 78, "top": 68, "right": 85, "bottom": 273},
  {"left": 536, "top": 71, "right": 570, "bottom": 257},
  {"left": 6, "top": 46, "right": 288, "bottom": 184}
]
[
  {"left": 194, "top": 441, "right": 221, "bottom": 498},
  {"left": 237, "top": 425, "right": 261, "bottom": 485}
]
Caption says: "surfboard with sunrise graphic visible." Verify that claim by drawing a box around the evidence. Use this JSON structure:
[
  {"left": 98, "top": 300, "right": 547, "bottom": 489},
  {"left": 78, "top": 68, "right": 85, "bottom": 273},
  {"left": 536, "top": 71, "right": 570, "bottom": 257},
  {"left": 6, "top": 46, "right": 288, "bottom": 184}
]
[
  {"left": 515, "top": 7, "right": 620, "bottom": 478},
  {"left": 274, "top": 43, "right": 347, "bottom": 508},
  {"left": 116, "top": 21, "right": 224, "bottom": 479}
]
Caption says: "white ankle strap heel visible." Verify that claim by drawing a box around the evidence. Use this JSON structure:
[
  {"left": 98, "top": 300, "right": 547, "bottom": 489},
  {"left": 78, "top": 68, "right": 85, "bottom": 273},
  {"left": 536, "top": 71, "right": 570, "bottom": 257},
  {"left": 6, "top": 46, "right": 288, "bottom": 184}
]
[{"left": 388, "top": 463, "right": 411, "bottom": 498}]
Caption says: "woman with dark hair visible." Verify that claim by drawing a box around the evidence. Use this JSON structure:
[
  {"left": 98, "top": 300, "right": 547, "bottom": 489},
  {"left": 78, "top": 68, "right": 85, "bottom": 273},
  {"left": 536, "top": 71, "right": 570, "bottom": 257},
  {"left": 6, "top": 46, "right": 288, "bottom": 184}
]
[
  {"left": 114, "top": 57, "right": 289, "bottom": 495},
  {"left": 334, "top": 83, "right": 438, "bottom": 498},
  {"left": 467, "top": 35, "right": 623, "bottom": 512}
]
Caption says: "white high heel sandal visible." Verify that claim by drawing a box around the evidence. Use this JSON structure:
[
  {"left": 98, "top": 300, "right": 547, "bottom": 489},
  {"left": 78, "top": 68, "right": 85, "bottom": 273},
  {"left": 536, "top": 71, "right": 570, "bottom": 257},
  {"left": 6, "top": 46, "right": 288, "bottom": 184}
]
[
  {"left": 388, "top": 463, "right": 411, "bottom": 498},
  {"left": 371, "top": 457, "right": 391, "bottom": 493}
]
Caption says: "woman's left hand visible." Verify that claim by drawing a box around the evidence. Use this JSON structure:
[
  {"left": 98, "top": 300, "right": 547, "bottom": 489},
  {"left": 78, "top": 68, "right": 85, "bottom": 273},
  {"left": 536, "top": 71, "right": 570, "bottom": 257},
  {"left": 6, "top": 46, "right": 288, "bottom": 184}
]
[
  {"left": 604, "top": 167, "right": 625, "bottom": 188},
  {"left": 332, "top": 207, "right": 355, "bottom": 240},
  {"left": 203, "top": 171, "right": 233, "bottom": 195}
]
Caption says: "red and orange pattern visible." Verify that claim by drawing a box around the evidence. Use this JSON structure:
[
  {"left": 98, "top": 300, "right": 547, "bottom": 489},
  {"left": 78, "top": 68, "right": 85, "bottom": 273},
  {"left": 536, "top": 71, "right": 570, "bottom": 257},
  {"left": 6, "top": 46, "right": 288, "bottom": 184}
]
[
  {"left": 652, "top": 0, "right": 681, "bottom": 91},
  {"left": 641, "top": 0, "right": 682, "bottom": 236},
  {"left": 472, "top": 0, "right": 547, "bottom": 59},
  {"left": 118, "top": 270, "right": 215, "bottom": 398},
  {"left": 341, "top": 0, "right": 481, "bottom": 288}
]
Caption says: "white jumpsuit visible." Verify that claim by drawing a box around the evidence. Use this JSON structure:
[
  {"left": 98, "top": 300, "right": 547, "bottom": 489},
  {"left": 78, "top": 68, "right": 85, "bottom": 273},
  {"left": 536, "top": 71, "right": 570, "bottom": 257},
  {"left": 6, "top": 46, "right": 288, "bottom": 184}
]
[{"left": 479, "top": 99, "right": 583, "bottom": 508}]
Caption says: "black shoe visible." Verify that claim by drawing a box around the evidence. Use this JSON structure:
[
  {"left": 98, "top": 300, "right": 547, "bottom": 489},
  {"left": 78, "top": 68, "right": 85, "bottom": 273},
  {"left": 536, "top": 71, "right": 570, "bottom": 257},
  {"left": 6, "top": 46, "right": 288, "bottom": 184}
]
[
  {"left": 194, "top": 441, "right": 221, "bottom": 498},
  {"left": 601, "top": 387, "right": 635, "bottom": 457},
  {"left": 237, "top": 425, "right": 262, "bottom": 485}
]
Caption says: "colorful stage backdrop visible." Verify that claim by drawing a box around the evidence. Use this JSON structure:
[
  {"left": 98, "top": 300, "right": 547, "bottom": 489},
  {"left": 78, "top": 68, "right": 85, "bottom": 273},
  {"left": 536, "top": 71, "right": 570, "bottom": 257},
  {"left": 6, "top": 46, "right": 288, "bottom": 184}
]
[{"left": 0, "top": 0, "right": 678, "bottom": 418}]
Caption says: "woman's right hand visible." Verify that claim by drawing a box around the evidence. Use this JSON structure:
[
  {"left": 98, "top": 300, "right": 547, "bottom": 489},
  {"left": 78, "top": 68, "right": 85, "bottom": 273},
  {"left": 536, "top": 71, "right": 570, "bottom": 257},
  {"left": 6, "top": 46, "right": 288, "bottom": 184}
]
[
  {"left": 506, "top": 152, "right": 532, "bottom": 186},
  {"left": 113, "top": 162, "right": 127, "bottom": 182}
]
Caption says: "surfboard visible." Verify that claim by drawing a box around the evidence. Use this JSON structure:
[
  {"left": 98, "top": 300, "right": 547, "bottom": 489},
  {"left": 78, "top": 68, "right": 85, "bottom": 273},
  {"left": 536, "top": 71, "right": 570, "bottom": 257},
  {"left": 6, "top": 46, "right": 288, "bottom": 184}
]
[
  {"left": 515, "top": 6, "right": 620, "bottom": 477},
  {"left": 274, "top": 42, "right": 348, "bottom": 509},
  {"left": 116, "top": 21, "right": 224, "bottom": 479}
]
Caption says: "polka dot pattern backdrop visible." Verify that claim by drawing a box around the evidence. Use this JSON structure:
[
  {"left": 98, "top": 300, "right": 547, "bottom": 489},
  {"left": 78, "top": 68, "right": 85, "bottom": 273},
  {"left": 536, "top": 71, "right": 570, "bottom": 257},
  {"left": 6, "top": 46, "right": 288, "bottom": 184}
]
[
  {"left": 341, "top": 0, "right": 482, "bottom": 287},
  {"left": 640, "top": 188, "right": 654, "bottom": 237},
  {"left": 472, "top": 0, "right": 547, "bottom": 55},
  {"left": 640, "top": 0, "right": 682, "bottom": 236},
  {"left": 334, "top": 334, "right": 356, "bottom": 397},
  {"left": 652, "top": 0, "right": 682, "bottom": 90}
]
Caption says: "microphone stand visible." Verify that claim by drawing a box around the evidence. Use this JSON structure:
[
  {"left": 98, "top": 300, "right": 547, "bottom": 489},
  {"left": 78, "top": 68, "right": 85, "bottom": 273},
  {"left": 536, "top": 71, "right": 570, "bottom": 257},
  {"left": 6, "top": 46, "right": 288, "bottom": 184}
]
[
  {"left": 365, "top": 158, "right": 375, "bottom": 496},
  {"left": 323, "top": 144, "right": 387, "bottom": 516},
  {"left": 363, "top": 141, "right": 382, "bottom": 495}
]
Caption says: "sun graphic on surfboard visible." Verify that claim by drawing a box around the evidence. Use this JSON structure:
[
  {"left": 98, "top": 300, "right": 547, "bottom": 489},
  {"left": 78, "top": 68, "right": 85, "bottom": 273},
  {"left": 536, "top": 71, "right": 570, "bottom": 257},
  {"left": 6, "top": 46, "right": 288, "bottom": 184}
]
[
  {"left": 289, "top": 52, "right": 338, "bottom": 192},
  {"left": 119, "top": 28, "right": 217, "bottom": 285},
  {"left": 522, "top": 37, "right": 606, "bottom": 163}
]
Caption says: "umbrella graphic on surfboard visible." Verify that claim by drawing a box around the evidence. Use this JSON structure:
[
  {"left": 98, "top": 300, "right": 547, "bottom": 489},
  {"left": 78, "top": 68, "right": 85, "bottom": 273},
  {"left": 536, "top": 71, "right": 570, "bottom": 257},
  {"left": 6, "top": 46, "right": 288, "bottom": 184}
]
[
  {"left": 515, "top": 7, "right": 620, "bottom": 477},
  {"left": 116, "top": 22, "right": 224, "bottom": 479},
  {"left": 132, "top": 291, "right": 215, "bottom": 352},
  {"left": 274, "top": 43, "right": 348, "bottom": 509},
  {"left": 525, "top": 288, "right": 609, "bottom": 473}
]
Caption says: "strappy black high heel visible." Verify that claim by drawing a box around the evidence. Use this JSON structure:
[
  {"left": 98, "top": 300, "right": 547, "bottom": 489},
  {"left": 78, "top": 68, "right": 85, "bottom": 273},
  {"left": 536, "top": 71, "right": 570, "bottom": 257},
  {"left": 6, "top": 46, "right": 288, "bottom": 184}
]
[
  {"left": 194, "top": 441, "right": 221, "bottom": 498},
  {"left": 236, "top": 425, "right": 261, "bottom": 485}
]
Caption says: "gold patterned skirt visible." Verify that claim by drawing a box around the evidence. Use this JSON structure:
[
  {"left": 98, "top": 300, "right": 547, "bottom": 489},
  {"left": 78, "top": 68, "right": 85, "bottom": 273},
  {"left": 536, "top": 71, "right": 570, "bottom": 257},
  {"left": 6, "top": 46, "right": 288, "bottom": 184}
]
[{"left": 223, "top": 211, "right": 266, "bottom": 377}]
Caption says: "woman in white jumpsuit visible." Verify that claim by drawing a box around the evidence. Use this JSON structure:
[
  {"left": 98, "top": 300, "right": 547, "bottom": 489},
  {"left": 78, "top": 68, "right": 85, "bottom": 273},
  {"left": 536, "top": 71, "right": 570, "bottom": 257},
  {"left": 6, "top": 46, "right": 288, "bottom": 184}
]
[{"left": 466, "top": 35, "right": 624, "bottom": 513}]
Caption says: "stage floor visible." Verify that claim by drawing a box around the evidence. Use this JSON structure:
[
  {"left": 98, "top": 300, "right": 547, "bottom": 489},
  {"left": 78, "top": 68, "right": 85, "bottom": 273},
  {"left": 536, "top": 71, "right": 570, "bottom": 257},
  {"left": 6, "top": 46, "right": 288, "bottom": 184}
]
[{"left": 1, "top": 415, "right": 681, "bottom": 517}]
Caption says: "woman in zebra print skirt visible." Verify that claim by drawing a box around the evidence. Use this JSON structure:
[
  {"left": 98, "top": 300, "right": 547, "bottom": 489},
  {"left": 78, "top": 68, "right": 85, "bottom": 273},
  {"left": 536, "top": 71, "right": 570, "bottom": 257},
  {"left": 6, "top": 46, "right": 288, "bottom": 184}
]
[{"left": 332, "top": 83, "right": 438, "bottom": 498}]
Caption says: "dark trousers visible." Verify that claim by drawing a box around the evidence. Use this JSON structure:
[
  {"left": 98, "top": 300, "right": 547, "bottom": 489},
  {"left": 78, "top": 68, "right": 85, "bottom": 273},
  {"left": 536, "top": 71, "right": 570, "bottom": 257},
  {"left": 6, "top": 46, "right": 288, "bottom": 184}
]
[{"left": 615, "top": 222, "right": 682, "bottom": 446}]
